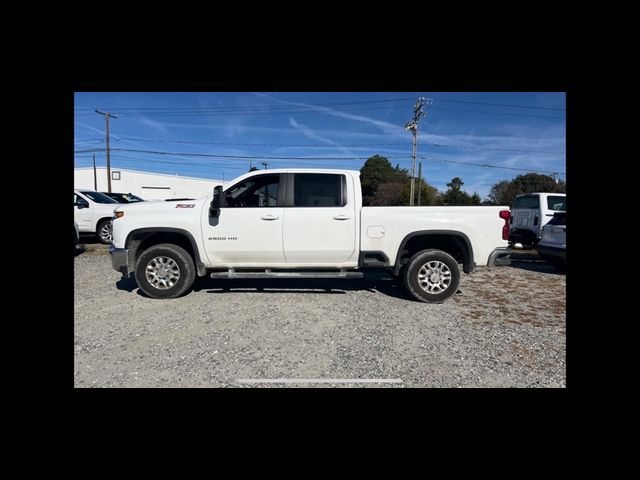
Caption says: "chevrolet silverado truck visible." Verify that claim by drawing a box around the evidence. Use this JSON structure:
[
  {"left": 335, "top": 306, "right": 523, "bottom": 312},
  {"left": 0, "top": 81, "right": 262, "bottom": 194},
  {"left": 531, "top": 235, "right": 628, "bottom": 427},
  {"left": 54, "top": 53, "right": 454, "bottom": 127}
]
[{"left": 109, "top": 169, "right": 511, "bottom": 303}]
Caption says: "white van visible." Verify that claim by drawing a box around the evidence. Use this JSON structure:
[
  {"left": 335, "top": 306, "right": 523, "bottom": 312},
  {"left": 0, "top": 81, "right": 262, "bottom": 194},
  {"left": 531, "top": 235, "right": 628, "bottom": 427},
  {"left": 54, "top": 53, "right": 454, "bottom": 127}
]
[{"left": 509, "top": 192, "right": 566, "bottom": 248}]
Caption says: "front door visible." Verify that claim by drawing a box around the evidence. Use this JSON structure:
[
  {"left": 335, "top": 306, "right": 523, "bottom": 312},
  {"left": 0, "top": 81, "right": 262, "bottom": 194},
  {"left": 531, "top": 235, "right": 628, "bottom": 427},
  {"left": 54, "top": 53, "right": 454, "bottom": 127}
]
[
  {"left": 202, "top": 173, "right": 286, "bottom": 266},
  {"left": 74, "top": 193, "right": 92, "bottom": 231}
]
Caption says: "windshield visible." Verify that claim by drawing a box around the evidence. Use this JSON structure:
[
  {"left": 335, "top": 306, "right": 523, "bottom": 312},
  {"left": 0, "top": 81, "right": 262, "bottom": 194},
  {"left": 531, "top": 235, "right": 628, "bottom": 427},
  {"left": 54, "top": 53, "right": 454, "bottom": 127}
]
[{"left": 80, "top": 191, "right": 118, "bottom": 204}]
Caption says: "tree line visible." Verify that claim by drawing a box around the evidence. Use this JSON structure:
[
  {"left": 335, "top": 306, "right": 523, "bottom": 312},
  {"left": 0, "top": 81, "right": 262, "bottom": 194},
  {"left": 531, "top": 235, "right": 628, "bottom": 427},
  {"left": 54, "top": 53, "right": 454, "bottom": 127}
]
[{"left": 360, "top": 155, "right": 566, "bottom": 207}]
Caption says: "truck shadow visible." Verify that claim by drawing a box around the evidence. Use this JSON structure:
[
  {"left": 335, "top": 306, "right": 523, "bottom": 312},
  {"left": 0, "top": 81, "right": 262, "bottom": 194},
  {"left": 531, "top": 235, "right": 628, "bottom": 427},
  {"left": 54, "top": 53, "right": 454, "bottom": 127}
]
[
  {"left": 192, "top": 271, "right": 417, "bottom": 300},
  {"left": 117, "top": 271, "right": 458, "bottom": 301},
  {"left": 508, "top": 251, "right": 565, "bottom": 275}
]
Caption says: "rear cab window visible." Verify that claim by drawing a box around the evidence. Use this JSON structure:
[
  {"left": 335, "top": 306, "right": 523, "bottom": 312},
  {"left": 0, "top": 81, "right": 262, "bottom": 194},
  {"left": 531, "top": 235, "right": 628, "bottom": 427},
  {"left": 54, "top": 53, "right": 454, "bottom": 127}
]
[
  {"left": 293, "top": 173, "right": 346, "bottom": 207},
  {"left": 512, "top": 195, "right": 539, "bottom": 209}
]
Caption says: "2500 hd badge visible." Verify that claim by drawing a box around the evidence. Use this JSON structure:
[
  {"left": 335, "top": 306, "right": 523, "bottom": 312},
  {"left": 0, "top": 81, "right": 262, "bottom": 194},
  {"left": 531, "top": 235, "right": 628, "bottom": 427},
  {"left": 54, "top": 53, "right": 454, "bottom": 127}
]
[{"left": 208, "top": 236, "right": 238, "bottom": 240}]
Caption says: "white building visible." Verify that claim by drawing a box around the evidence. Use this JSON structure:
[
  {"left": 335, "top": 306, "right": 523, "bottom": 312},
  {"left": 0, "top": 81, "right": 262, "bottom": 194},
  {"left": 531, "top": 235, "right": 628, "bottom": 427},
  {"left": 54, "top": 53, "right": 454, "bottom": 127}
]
[{"left": 74, "top": 167, "right": 223, "bottom": 200}]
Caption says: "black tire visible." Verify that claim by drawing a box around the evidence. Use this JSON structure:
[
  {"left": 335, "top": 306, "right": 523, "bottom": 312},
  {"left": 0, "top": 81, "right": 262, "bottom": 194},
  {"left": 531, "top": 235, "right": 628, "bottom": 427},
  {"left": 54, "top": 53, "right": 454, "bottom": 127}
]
[
  {"left": 403, "top": 249, "right": 461, "bottom": 303},
  {"left": 135, "top": 243, "right": 196, "bottom": 299},
  {"left": 96, "top": 219, "right": 113, "bottom": 244}
]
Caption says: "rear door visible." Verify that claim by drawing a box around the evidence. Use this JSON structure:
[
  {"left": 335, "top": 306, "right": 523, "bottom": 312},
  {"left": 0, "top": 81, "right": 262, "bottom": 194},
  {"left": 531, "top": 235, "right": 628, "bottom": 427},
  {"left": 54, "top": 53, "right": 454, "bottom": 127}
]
[{"left": 282, "top": 173, "right": 356, "bottom": 264}]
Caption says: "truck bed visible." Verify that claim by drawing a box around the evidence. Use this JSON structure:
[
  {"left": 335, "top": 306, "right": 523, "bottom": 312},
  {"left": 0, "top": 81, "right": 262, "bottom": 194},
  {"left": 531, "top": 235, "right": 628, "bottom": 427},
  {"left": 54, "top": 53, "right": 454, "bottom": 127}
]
[{"left": 360, "top": 206, "right": 509, "bottom": 267}]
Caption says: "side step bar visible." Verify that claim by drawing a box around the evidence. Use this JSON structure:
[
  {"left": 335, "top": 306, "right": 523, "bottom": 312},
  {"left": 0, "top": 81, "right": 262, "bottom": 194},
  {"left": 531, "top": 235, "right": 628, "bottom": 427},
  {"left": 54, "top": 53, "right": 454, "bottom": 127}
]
[{"left": 210, "top": 269, "right": 363, "bottom": 279}]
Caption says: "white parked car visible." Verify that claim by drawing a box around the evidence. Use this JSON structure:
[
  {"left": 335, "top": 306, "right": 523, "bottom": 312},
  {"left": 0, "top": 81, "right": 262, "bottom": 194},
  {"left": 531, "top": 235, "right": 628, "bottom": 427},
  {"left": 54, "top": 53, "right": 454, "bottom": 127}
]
[
  {"left": 74, "top": 221, "right": 79, "bottom": 248},
  {"left": 538, "top": 211, "right": 566, "bottom": 269},
  {"left": 74, "top": 189, "right": 119, "bottom": 244},
  {"left": 509, "top": 192, "right": 566, "bottom": 248},
  {"left": 109, "top": 169, "right": 511, "bottom": 303}
]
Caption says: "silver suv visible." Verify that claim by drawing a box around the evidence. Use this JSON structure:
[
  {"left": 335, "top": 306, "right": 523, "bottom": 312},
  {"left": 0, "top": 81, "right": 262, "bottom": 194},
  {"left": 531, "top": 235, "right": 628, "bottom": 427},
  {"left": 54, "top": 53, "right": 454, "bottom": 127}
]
[{"left": 538, "top": 211, "right": 566, "bottom": 269}]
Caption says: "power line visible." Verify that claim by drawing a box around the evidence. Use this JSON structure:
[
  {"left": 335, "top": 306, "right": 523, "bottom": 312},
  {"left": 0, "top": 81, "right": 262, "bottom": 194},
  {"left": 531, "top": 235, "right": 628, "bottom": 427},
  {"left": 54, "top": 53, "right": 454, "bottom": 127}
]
[
  {"left": 422, "top": 156, "right": 565, "bottom": 175},
  {"left": 428, "top": 106, "right": 564, "bottom": 119},
  {"left": 430, "top": 97, "right": 565, "bottom": 111},
  {"left": 75, "top": 147, "right": 410, "bottom": 160},
  {"left": 74, "top": 105, "right": 411, "bottom": 117},
  {"left": 75, "top": 134, "right": 565, "bottom": 155},
  {"left": 74, "top": 97, "right": 416, "bottom": 112},
  {"left": 114, "top": 136, "right": 409, "bottom": 147},
  {"left": 75, "top": 96, "right": 564, "bottom": 113},
  {"left": 425, "top": 142, "right": 565, "bottom": 155},
  {"left": 77, "top": 135, "right": 564, "bottom": 155},
  {"left": 74, "top": 103, "right": 565, "bottom": 119}
]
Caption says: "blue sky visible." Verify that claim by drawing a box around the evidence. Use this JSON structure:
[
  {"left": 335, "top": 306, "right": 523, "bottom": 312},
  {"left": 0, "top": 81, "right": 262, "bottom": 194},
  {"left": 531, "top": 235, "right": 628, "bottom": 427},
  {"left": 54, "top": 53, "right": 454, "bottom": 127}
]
[{"left": 74, "top": 92, "right": 565, "bottom": 198}]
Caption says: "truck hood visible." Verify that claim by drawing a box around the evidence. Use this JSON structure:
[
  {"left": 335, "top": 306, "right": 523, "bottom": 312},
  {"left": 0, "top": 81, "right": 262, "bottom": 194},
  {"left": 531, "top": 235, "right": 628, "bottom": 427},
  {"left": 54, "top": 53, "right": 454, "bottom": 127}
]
[{"left": 114, "top": 197, "right": 209, "bottom": 216}]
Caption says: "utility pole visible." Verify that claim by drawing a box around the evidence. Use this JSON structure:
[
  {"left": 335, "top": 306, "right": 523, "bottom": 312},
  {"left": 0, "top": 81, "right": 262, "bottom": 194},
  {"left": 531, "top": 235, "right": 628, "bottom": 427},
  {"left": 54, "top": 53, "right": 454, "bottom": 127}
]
[
  {"left": 262, "top": 161, "right": 269, "bottom": 170},
  {"left": 417, "top": 160, "right": 423, "bottom": 206},
  {"left": 92, "top": 154, "right": 97, "bottom": 190},
  {"left": 404, "top": 97, "right": 429, "bottom": 205},
  {"left": 95, "top": 110, "right": 117, "bottom": 193},
  {"left": 249, "top": 160, "right": 253, "bottom": 171}
]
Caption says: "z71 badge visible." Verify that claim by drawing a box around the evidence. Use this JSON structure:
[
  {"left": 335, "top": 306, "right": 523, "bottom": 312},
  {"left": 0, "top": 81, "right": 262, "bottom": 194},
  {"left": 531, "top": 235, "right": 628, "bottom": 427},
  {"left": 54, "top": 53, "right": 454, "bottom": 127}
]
[{"left": 175, "top": 204, "right": 195, "bottom": 208}]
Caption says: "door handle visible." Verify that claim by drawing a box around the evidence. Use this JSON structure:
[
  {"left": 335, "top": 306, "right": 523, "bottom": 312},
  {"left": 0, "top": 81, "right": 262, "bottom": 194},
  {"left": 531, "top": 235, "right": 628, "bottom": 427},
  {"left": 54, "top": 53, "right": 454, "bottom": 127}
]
[
  {"left": 333, "top": 215, "right": 351, "bottom": 220},
  {"left": 261, "top": 214, "right": 279, "bottom": 221}
]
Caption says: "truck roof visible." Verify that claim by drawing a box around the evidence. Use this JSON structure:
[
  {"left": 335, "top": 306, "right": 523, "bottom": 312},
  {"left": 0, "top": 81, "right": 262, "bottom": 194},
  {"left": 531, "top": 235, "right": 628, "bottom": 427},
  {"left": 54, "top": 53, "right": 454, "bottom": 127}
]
[
  {"left": 516, "top": 192, "right": 566, "bottom": 197},
  {"left": 242, "top": 168, "right": 360, "bottom": 175}
]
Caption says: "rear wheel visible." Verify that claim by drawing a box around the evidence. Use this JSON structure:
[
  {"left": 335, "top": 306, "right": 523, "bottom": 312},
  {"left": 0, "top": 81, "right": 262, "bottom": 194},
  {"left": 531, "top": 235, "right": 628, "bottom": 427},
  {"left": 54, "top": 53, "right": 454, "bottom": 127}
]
[
  {"left": 97, "top": 219, "right": 112, "bottom": 244},
  {"left": 135, "top": 243, "right": 196, "bottom": 299},
  {"left": 403, "top": 249, "right": 460, "bottom": 303}
]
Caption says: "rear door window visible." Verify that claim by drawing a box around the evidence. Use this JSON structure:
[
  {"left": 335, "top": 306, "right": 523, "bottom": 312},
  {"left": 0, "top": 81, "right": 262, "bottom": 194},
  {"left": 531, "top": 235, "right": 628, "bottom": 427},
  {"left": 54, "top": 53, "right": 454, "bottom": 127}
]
[
  {"left": 294, "top": 174, "right": 345, "bottom": 207},
  {"left": 547, "top": 195, "right": 566, "bottom": 211}
]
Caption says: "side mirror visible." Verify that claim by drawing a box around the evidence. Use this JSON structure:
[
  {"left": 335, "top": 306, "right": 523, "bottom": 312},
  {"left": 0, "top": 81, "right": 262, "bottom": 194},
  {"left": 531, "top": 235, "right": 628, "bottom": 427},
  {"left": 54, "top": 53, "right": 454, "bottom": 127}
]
[
  {"left": 210, "top": 185, "right": 224, "bottom": 217},
  {"left": 75, "top": 202, "right": 88, "bottom": 209}
]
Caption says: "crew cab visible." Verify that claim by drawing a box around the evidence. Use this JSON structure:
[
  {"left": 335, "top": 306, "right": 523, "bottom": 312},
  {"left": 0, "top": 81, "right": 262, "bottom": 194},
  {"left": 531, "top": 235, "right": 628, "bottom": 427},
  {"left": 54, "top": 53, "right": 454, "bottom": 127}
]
[
  {"left": 109, "top": 169, "right": 511, "bottom": 303},
  {"left": 74, "top": 189, "right": 119, "bottom": 244}
]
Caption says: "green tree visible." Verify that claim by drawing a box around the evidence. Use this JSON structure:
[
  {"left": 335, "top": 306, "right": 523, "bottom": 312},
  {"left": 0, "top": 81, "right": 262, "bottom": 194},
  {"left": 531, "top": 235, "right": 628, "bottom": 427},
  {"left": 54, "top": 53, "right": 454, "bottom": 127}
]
[
  {"left": 360, "top": 155, "right": 442, "bottom": 205},
  {"left": 442, "top": 177, "right": 477, "bottom": 205},
  {"left": 360, "top": 155, "right": 404, "bottom": 204},
  {"left": 488, "top": 173, "right": 566, "bottom": 206}
]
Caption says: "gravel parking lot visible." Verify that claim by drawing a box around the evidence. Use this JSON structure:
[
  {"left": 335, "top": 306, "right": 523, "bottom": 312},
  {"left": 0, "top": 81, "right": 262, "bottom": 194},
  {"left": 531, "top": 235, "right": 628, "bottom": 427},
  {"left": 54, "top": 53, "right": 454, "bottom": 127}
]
[{"left": 74, "top": 245, "right": 566, "bottom": 388}]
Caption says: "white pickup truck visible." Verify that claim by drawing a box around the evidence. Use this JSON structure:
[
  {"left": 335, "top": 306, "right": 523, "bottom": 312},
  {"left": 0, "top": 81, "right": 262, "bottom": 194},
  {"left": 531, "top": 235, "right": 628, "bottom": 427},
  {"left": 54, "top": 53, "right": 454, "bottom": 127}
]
[{"left": 109, "top": 169, "right": 511, "bottom": 303}]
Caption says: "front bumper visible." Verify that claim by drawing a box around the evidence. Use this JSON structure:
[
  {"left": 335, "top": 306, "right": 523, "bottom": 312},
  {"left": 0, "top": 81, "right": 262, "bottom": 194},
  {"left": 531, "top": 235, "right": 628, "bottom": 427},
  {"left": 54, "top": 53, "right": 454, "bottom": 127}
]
[
  {"left": 109, "top": 246, "right": 130, "bottom": 277},
  {"left": 487, "top": 247, "right": 511, "bottom": 267}
]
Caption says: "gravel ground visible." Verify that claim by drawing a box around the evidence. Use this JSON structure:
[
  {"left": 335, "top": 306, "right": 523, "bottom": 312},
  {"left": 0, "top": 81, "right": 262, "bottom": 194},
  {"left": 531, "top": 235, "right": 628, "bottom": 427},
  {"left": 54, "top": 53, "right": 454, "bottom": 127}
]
[{"left": 74, "top": 246, "right": 566, "bottom": 388}]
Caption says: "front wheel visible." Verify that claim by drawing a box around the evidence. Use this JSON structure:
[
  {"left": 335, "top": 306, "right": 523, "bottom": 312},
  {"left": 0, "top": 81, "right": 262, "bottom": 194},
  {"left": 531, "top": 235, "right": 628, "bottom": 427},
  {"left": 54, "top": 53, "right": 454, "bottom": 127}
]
[
  {"left": 403, "top": 249, "right": 461, "bottom": 303},
  {"left": 97, "top": 219, "right": 113, "bottom": 244},
  {"left": 135, "top": 243, "right": 196, "bottom": 299}
]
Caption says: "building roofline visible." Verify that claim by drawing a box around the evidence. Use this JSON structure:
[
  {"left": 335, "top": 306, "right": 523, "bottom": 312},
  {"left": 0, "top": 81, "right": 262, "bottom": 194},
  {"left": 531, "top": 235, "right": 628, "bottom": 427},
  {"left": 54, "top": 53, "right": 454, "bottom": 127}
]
[{"left": 74, "top": 167, "right": 222, "bottom": 183}]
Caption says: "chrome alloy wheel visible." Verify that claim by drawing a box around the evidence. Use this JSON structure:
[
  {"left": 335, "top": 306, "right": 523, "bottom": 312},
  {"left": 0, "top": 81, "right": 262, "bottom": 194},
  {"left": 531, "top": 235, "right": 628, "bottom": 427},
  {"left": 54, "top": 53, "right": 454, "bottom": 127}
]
[
  {"left": 417, "top": 261, "right": 452, "bottom": 294},
  {"left": 99, "top": 222, "right": 113, "bottom": 243},
  {"left": 145, "top": 256, "right": 181, "bottom": 290}
]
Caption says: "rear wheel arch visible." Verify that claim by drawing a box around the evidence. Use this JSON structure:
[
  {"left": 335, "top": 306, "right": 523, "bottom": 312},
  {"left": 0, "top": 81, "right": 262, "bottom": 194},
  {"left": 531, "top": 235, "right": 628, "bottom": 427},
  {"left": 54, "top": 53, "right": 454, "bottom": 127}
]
[{"left": 393, "top": 230, "right": 474, "bottom": 275}]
